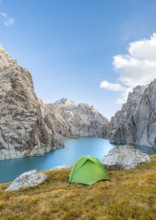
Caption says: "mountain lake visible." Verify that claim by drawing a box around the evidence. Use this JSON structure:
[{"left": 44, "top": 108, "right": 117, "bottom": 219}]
[{"left": 0, "top": 137, "right": 156, "bottom": 183}]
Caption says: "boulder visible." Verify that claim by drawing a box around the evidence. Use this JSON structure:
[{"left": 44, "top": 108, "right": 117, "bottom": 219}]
[
  {"left": 102, "top": 145, "right": 151, "bottom": 170},
  {"left": 5, "top": 170, "right": 47, "bottom": 191}
]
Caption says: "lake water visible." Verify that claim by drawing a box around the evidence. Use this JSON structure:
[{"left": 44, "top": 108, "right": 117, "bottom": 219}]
[{"left": 0, "top": 137, "right": 156, "bottom": 184}]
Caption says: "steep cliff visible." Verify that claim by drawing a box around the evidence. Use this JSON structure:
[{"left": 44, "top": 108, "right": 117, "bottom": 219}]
[
  {"left": 0, "top": 67, "right": 62, "bottom": 160},
  {"left": 0, "top": 46, "right": 60, "bottom": 160},
  {"left": 109, "top": 80, "right": 156, "bottom": 147},
  {"left": 0, "top": 46, "right": 109, "bottom": 160}
]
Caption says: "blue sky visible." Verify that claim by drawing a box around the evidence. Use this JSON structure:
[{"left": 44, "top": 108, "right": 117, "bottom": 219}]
[{"left": 1, "top": 0, "right": 156, "bottom": 119}]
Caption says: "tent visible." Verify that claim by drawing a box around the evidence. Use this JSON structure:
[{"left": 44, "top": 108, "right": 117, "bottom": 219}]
[{"left": 69, "top": 155, "right": 109, "bottom": 185}]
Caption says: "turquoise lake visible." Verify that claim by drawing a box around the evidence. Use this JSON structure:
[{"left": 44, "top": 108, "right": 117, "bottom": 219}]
[{"left": 0, "top": 137, "right": 156, "bottom": 184}]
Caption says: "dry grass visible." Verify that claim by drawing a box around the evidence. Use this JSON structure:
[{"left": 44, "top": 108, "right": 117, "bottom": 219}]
[{"left": 0, "top": 156, "right": 156, "bottom": 220}]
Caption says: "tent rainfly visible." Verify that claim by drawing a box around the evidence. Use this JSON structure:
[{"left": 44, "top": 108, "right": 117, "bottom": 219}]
[{"left": 69, "top": 155, "right": 109, "bottom": 185}]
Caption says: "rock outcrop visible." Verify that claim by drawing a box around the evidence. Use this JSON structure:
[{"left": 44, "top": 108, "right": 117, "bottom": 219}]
[
  {"left": 0, "top": 46, "right": 109, "bottom": 160},
  {"left": 102, "top": 145, "right": 151, "bottom": 170},
  {"left": 5, "top": 170, "right": 47, "bottom": 191},
  {"left": 109, "top": 80, "right": 156, "bottom": 147}
]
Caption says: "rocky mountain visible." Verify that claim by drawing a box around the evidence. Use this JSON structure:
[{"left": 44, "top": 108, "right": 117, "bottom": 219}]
[
  {"left": 52, "top": 98, "right": 109, "bottom": 138},
  {"left": 109, "top": 80, "right": 156, "bottom": 147},
  {"left": 54, "top": 98, "right": 76, "bottom": 110},
  {"left": 0, "top": 46, "right": 109, "bottom": 160},
  {"left": 0, "top": 45, "right": 61, "bottom": 160}
]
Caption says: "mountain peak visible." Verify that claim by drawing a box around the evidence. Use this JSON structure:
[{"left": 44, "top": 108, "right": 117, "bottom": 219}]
[
  {"left": 54, "top": 98, "right": 77, "bottom": 107},
  {"left": 0, "top": 45, "right": 17, "bottom": 72}
]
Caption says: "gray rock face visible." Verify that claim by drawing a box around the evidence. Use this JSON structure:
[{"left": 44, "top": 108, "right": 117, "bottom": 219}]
[
  {"left": 0, "top": 66, "right": 59, "bottom": 160},
  {"left": 102, "top": 145, "right": 151, "bottom": 170},
  {"left": 0, "top": 45, "right": 17, "bottom": 72},
  {"left": 0, "top": 47, "right": 62, "bottom": 160},
  {"left": 109, "top": 80, "right": 156, "bottom": 147},
  {"left": 5, "top": 170, "right": 47, "bottom": 191},
  {"left": 51, "top": 98, "right": 109, "bottom": 138},
  {"left": 41, "top": 98, "right": 109, "bottom": 140},
  {"left": 0, "top": 46, "right": 109, "bottom": 160}
]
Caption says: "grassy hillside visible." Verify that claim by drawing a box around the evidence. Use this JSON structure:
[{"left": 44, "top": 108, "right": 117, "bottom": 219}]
[{"left": 0, "top": 156, "right": 156, "bottom": 220}]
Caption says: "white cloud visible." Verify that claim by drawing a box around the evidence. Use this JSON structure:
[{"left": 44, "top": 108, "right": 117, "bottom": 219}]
[
  {"left": 0, "top": 12, "right": 7, "bottom": 17},
  {"left": 100, "top": 80, "right": 132, "bottom": 104},
  {"left": 114, "top": 33, "right": 156, "bottom": 87},
  {"left": 0, "top": 12, "right": 14, "bottom": 26},
  {"left": 100, "top": 80, "right": 125, "bottom": 91},
  {"left": 129, "top": 33, "right": 156, "bottom": 61},
  {"left": 101, "top": 33, "right": 156, "bottom": 104},
  {"left": 4, "top": 17, "right": 14, "bottom": 26}
]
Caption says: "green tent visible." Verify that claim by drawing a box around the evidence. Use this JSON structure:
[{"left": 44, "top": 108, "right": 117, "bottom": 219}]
[{"left": 69, "top": 155, "right": 109, "bottom": 185}]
